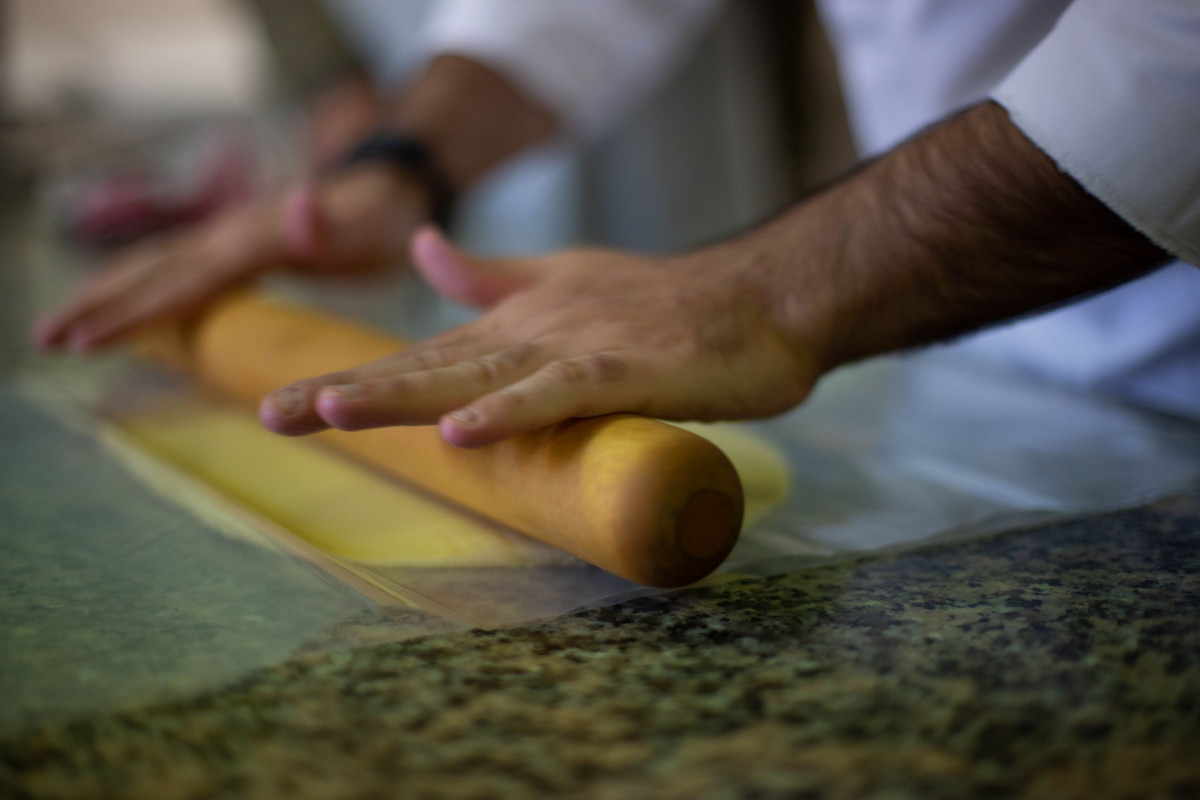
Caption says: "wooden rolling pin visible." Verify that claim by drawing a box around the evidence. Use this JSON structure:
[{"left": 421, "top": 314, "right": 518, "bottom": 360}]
[{"left": 142, "top": 292, "right": 744, "bottom": 587}]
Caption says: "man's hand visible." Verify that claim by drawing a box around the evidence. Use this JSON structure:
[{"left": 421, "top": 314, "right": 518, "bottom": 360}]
[
  {"left": 261, "top": 101, "right": 1170, "bottom": 449},
  {"left": 32, "top": 55, "right": 560, "bottom": 354},
  {"left": 259, "top": 228, "right": 821, "bottom": 448},
  {"left": 33, "top": 166, "right": 427, "bottom": 353}
]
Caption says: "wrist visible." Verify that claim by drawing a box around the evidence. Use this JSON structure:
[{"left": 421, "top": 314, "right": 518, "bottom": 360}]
[
  {"left": 336, "top": 131, "right": 455, "bottom": 228},
  {"left": 308, "top": 164, "right": 432, "bottom": 270},
  {"left": 674, "top": 228, "right": 837, "bottom": 387},
  {"left": 727, "top": 101, "right": 1170, "bottom": 381},
  {"left": 337, "top": 162, "right": 434, "bottom": 221},
  {"left": 697, "top": 207, "right": 847, "bottom": 380}
]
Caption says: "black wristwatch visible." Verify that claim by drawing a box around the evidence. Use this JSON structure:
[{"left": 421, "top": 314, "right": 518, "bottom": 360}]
[{"left": 337, "top": 130, "right": 457, "bottom": 229}]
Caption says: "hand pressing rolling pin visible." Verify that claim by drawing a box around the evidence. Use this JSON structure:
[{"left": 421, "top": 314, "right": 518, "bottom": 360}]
[
  {"left": 32, "top": 56, "right": 558, "bottom": 354},
  {"left": 33, "top": 81, "right": 1171, "bottom": 445},
  {"left": 259, "top": 101, "right": 1170, "bottom": 448},
  {"left": 27, "top": 99, "right": 1174, "bottom": 588}
]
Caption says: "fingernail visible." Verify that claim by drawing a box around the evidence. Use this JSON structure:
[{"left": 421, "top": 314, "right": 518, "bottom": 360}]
[
  {"left": 448, "top": 407, "right": 481, "bottom": 427},
  {"left": 272, "top": 386, "right": 305, "bottom": 417},
  {"left": 330, "top": 384, "right": 365, "bottom": 401}
]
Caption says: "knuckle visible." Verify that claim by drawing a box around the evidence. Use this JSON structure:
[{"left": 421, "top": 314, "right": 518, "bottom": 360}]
[
  {"left": 543, "top": 359, "right": 590, "bottom": 385},
  {"left": 374, "top": 374, "right": 411, "bottom": 395},
  {"left": 467, "top": 350, "right": 522, "bottom": 385},
  {"left": 543, "top": 354, "right": 629, "bottom": 386},
  {"left": 466, "top": 358, "right": 499, "bottom": 385},
  {"left": 496, "top": 342, "right": 538, "bottom": 367},
  {"left": 494, "top": 386, "right": 529, "bottom": 409},
  {"left": 582, "top": 353, "right": 629, "bottom": 382},
  {"left": 398, "top": 369, "right": 436, "bottom": 391},
  {"left": 469, "top": 389, "right": 520, "bottom": 423},
  {"left": 410, "top": 347, "right": 448, "bottom": 371}
]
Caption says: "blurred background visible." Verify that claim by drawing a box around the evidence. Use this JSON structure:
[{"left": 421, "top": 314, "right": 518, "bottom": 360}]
[
  {"left": 1, "top": 2, "right": 869, "bottom": 728},
  {"left": 2, "top": 0, "right": 859, "bottom": 338},
  {"left": 3, "top": 0, "right": 857, "bottom": 243},
  {"left": 7, "top": 3, "right": 1200, "bottom": 740}
]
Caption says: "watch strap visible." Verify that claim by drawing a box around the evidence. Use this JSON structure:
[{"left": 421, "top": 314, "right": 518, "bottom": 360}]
[{"left": 337, "top": 130, "right": 456, "bottom": 228}]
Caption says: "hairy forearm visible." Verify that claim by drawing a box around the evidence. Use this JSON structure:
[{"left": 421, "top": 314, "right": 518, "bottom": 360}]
[
  {"left": 382, "top": 55, "right": 560, "bottom": 192},
  {"left": 745, "top": 100, "right": 1170, "bottom": 372},
  {"left": 254, "top": 100, "right": 1180, "bottom": 448}
]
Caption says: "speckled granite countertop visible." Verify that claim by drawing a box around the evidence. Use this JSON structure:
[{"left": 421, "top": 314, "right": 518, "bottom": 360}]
[{"left": 3, "top": 491, "right": 1199, "bottom": 800}]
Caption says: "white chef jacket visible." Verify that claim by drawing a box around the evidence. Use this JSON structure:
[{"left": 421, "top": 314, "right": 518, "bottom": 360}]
[
  {"left": 365, "top": 0, "right": 1200, "bottom": 418},
  {"left": 815, "top": 0, "right": 1200, "bottom": 419}
]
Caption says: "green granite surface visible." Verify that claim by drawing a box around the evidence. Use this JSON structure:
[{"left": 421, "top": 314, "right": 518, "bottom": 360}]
[{"left": 2, "top": 492, "right": 1198, "bottom": 800}]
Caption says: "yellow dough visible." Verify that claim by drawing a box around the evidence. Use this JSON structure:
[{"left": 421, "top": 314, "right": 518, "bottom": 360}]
[
  {"left": 113, "top": 401, "right": 565, "bottom": 567},
  {"left": 669, "top": 422, "right": 790, "bottom": 527},
  {"left": 111, "top": 401, "right": 790, "bottom": 568}
]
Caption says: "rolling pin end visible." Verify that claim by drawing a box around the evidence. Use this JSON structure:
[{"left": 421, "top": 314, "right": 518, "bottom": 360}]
[
  {"left": 621, "top": 487, "right": 741, "bottom": 588},
  {"left": 677, "top": 489, "right": 740, "bottom": 560}
]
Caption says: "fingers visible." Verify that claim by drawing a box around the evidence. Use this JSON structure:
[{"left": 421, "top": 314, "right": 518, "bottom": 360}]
[
  {"left": 34, "top": 250, "right": 255, "bottom": 353},
  {"left": 439, "top": 353, "right": 639, "bottom": 448},
  {"left": 35, "top": 174, "right": 428, "bottom": 353},
  {"left": 35, "top": 269, "right": 205, "bottom": 353},
  {"left": 410, "top": 226, "right": 539, "bottom": 308},
  {"left": 258, "top": 333, "right": 499, "bottom": 435},
  {"left": 34, "top": 205, "right": 286, "bottom": 352},
  {"left": 32, "top": 244, "right": 171, "bottom": 350},
  {"left": 315, "top": 342, "right": 543, "bottom": 431},
  {"left": 262, "top": 336, "right": 643, "bottom": 449}
]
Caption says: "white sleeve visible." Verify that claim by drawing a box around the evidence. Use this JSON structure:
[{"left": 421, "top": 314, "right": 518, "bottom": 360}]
[
  {"left": 992, "top": 0, "right": 1200, "bottom": 267},
  {"left": 417, "top": 0, "right": 724, "bottom": 139}
]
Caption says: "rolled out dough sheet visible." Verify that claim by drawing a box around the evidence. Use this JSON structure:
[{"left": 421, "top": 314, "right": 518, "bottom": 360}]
[
  {"left": 111, "top": 402, "right": 790, "bottom": 567},
  {"left": 113, "top": 402, "right": 566, "bottom": 567}
]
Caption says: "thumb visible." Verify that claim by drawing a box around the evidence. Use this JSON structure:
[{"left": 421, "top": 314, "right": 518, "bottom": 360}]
[
  {"left": 281, "top": 184, "right": 335, "bottom": 266},
  {"left": 410, "top": 226, "right": 540, "bottom": 309}
]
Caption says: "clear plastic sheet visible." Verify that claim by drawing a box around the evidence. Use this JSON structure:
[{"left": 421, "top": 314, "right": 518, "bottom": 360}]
[
  {"left": 0, "top": 382, "right": 385, "bottom": 735},
  {"left": 726, "top": 351, "right": 1200, "bottom": 566},
  {"left": 231, "top": 349, "right": 1200, "bottom": 597},
  {"left": 6, "top": 184, "right": 1200, "bottom": 733},
  {"left": 6, "top": 342, "right": 1199, "bottom": 738}
]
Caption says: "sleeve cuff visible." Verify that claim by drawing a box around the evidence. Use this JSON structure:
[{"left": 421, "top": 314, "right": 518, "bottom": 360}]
[
  {"left": 415, "top": 0, "right": 723, "bottom": 139},
  {"left": 992, "top": 0, "right": 1200, "bottom": 267}
]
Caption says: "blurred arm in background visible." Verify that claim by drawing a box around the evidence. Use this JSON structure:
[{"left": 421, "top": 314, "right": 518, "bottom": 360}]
[
  {"left": 33, "top": 0, "right": 724, "bottom": 352},
  {"left": 259, "top": 0, "right": 1200, "bottom": 446},
  {"left": 259, "top": 100, "right": 1171, "bottom": 448},
  {"left": 241, "top": 0, "right": 377, "bottom": 168}
]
